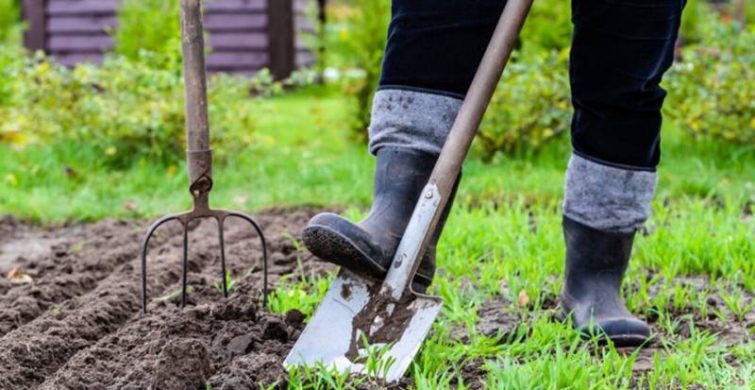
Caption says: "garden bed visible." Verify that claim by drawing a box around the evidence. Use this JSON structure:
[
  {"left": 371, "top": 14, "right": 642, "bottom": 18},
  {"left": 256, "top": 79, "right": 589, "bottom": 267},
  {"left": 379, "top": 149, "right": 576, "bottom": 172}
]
[
  {"left": 0, "top": 208, "right": 333, "bottom": 389},
  {"left": 0, "top": 207, "right": 752, "bottom": 388}
]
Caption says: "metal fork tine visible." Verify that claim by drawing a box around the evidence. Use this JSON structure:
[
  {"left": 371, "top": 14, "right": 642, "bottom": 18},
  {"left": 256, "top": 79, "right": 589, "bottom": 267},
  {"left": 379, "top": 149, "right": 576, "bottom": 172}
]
[
  {"left": 141, "top": 214, "right": 180, "bottom": 314},
  {"left": 181, "top": 225, "right": 189, "bottom": 308},
  {"left": 218, "top": 217, "right": 228, "bottom": 298},
  {"left": 140, "top": 212, "right": 267, "bottom": 314},
  {"left": 228, "top": 212, "right": 269, "bottom": 307}
]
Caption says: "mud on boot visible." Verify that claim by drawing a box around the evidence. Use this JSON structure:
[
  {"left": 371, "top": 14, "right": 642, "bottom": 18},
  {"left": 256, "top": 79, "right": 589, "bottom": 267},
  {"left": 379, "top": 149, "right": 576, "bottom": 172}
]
[
  {"left": 560, "top": 216, "right": 651, "bottom": 347},
  {"left": 302, "top": 147, "right": 457, "bottom": 292}
]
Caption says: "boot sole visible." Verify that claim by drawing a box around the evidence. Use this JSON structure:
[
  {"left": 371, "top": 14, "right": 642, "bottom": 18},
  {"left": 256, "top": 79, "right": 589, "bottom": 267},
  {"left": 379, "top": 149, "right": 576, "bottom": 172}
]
[
  {"left": 599, "top": 334, "right": 650, "bottom": 348},
  {"left": 302, "top": 223, "right": 388, "bottom": 279},
  {"left": 581, "top": 328, "right": 650, "bottom": 348},
  {"left": 302, "top": 223, "right": 433, "bottom": 292},
  {"left": 557, "top": 310, "right": 651, "bottom": 348}
]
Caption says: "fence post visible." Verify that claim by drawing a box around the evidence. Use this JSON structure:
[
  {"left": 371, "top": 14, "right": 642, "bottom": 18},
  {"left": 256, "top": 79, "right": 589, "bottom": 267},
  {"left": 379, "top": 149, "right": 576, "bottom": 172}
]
[
  {"left": 267, "top": 0, "right": 296, "bottom": 80},
  {"left": 22, "top": 0, "right": 47, "bottom": 52}
]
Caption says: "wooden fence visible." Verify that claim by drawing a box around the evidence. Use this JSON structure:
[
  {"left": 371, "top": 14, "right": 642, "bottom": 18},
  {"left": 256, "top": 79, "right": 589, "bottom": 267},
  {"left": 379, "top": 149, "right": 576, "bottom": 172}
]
[{"left": 21, "top": 0, "right": 321, "bottom": 79}]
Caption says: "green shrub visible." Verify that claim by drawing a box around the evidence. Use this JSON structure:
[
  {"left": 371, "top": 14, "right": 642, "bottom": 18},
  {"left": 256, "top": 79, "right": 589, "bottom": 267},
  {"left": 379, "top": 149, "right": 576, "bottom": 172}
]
[
  {"left": 0, "top": 44, "right": 23, "bottom": 108},
  {"left": 319, "top": 1, "right": 355, "bottom": 70},
  {"left": 0, "top": 50, "right": 266, "bottom": 168},
  {"left": 680, "top": 0, "right": 753, "bottom": 46},
  {"left": 476, "top": 49, "right": 571, "bottom": 159},
  {"left": 114, "top": 0, "right": 182, "bottom": 69},
  {"left": 680, "top": 0, "right": 708, "bottom": 45},
  {"left": 299, "top": 0, "right": 326, "bottom": 77},
  {"left": 664, "top": 20, "right": 754, "bottom": 144},
  {"left": 335, "top": 0, "right": 390, "bottom": 141},
  {"left": 0, "top": 0, "right": 21, "bottom": 45},
  {"left": 520, "top": 0, "right": 572, "bottom": 52}
]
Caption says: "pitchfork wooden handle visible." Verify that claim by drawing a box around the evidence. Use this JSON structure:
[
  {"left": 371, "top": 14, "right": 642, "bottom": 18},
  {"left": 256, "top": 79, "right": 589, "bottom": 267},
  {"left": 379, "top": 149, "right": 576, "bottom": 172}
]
[{"left": 180, "top": 0, "right": 213, "bottom": 187}]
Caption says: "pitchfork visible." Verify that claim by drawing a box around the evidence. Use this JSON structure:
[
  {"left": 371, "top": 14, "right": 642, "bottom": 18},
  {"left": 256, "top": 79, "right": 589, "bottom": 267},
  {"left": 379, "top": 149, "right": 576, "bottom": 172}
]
[{"left": 140, "top": 0, "right": 267, "bottom": 314}]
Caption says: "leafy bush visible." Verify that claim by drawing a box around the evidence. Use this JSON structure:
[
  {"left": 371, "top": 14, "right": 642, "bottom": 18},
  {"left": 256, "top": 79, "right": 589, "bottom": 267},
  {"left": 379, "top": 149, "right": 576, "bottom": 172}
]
[
  {"left": 114, "top": 0, "right": 182, "bottom": 69},
  {"left": 664, "top": 20, "right": 754, "bottom": 144},
  {"left": 0, "top": 44, "right": 23, "bottom": 108},
  {"left": 520, "top": 0, "right": 572, "bottom": 52},
  {"left": 680, "top": 0, "right": 709, "bottom": 45},
  {"left": 299, "top": 0, "right": 327, "bottom": 77},
  {"left": 0, "top": 50, "right": 266, "bottom": 168},
  {"left": 333, "top": 0, "right": 390, "bottom": 141},
  {"left": 476, "top": 49, "right": 571, "bottom": 159},
  {"left": 0, "top": 0, "right": 21, "bottom": 45}
]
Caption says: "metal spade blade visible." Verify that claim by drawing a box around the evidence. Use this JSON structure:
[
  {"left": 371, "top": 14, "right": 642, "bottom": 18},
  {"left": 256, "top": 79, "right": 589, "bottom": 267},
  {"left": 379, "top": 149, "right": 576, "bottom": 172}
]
[
  {"left": 283, "top": 271, "right": 442, "bottom": 383},
  {"left": 285, "top": 182, "right": 445, "bottom": 383}
]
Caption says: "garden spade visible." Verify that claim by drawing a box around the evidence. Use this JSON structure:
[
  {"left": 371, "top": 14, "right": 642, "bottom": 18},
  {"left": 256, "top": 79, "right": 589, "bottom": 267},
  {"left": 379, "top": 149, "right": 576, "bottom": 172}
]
[
  {"left": 284, "top": 0, "right": 533, "bottom": 382},
  {"left": 139, "top": 0, "right": 267, "bottom": 314}
]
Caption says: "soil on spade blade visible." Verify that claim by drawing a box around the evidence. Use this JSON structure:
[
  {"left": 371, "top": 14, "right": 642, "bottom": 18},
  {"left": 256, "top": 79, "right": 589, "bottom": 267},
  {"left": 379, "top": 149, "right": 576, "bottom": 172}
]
[{"left": 0, "top": 207, "right": 334, "bottom": 390}]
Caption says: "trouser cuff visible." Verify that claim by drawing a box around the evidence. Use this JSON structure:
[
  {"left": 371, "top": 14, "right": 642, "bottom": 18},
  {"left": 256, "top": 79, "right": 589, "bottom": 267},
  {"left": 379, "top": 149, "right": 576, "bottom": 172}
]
[
  {"left": 368, "top": 88, "right": 463, "bottom": 156},
  {"left": 564, "top": 153, "right": 657, "bottom": 233}
]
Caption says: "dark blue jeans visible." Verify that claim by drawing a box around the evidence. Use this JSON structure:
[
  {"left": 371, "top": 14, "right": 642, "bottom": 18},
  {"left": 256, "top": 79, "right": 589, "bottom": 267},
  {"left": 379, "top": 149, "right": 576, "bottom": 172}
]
[{"left": 379, "top": 0, "right": 685, "bottom": 169}]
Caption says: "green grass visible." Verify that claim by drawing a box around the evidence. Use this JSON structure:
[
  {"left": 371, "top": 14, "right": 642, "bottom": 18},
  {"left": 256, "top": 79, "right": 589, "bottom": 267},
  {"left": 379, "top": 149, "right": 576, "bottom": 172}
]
[
  {"left": 1, "top": 85, "right": 751, "bottom": 222},
  {"left": 1, "top": 85, "right": 753, "bottom": 388},
  {"left": 0, "top": 86, "right": 372, "bottom": 222}
]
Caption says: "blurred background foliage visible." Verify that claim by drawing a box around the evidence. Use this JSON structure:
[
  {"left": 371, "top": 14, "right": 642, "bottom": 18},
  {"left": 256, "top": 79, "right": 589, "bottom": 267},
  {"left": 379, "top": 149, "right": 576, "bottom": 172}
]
[
  {"left": 0, "top": 0, "right": 21, "bottom": 45},
  {"left": 477, "top": 49, "right": 571, "bottom": 160},
  {"left": 114, "top": 0, "right": 182, "bottom": 70},
  {"left": 520, "top": 0, "right": 572, "bottom": 52},
  {"left": 325, "top": 0, "right": 390, "bottom": 141},
  {"left": 665, "top": 14, "right": 754, "bottom": 144},
  {"left": 0, "top": 50, "right": 268, "bottom": 168},
  {"left": 0, "top": 0, "right": 752, "bottom": 168}
]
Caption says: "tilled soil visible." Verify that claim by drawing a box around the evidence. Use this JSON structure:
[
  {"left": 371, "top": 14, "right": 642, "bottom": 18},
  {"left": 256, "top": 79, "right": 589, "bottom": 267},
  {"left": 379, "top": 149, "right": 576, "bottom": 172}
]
[
  {"left": 0, "top": 208, "right": 333, "bottom": 389},
  {"left": 1, "top": 210, "right": 752, "bottom": 389}
]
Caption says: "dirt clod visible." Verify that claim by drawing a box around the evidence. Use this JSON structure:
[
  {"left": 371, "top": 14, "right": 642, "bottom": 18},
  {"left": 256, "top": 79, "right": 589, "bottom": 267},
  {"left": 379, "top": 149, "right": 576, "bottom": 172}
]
[
  {"left": 285, "top": 309, "right": 305, "bottom": 326},
  {"left": 227, "top": 334, "right": 254, "bottom": 355},
  {"left": 152, "top": 338, "right": 212, "bottom": 390},
  {"left": 263, "top": 317, "right": 290, "bottom": 342}
]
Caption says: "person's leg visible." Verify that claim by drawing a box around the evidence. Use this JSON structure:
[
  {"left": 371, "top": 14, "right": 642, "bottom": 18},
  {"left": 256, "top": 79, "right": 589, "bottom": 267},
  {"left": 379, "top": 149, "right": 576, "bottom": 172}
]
[
  {"left": 370, "top": 0, "right": 506, "bottom": 156},
  {"left": 303, "top": 0, "right": 505, "bottom": 291},
  {"left": 562, "top": 0, "right": 685, "bottom": 345}
]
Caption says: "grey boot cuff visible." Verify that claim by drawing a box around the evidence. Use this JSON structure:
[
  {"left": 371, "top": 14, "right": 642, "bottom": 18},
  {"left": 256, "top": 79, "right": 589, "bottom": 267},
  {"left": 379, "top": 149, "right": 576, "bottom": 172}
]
[
  {"left": 368, "top": 88, "right": 463, "bottom": 156},
  {"left": 564, "top": 153, "right": 657, "bottom": 233}
]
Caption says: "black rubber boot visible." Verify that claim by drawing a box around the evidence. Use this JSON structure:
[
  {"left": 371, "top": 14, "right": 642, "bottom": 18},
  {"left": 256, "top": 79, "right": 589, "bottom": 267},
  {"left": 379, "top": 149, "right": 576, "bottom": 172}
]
[
  {"left": 302, "top": 147, "right": 457, "bottom": 293},
  {"left": 560, "top": 216, "right": 651, "bottom": 347}
]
